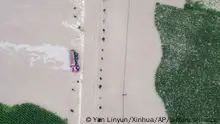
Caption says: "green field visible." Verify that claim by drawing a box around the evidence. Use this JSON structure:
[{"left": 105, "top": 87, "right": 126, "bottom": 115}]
[
  {"left": 0, "top": 103, "right": 67, "bottom": 124},
  {"left": 155, "top": 2, "right": 220, "bottom": 124}
]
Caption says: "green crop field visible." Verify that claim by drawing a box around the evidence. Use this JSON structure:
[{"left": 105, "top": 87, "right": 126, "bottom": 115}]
[
  {"left": 0, "top": 103, "right": 67, "bottom": 124},
  {"left": 155, "top": 2, "right": 220, "bottom": 124}
]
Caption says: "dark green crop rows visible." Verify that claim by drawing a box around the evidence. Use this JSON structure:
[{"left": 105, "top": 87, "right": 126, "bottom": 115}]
[
  {"left": 155, "top": 2, "right": 220, "bottom": 124},
  {"left": 184, "top": 1, "right": 220, "bottom": 16},
  {"left": 0, "top": 103, "right": 67, "bottom": 124}
]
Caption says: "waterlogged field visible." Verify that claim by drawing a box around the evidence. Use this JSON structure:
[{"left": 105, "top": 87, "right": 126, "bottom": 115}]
[
  {"left": 155, "top": 1, "right": 220, "bottom": 123},
  {"left": 0, "top": 42, "right": 71, "bottom": 70},
  {"left": 0, "top": 0, "right": 85, "bottom": 123}
]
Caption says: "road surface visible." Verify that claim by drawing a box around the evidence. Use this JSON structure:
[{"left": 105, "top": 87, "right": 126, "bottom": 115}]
[{"left": 81, "top": 0, "right": 185, "bottom": 124}]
